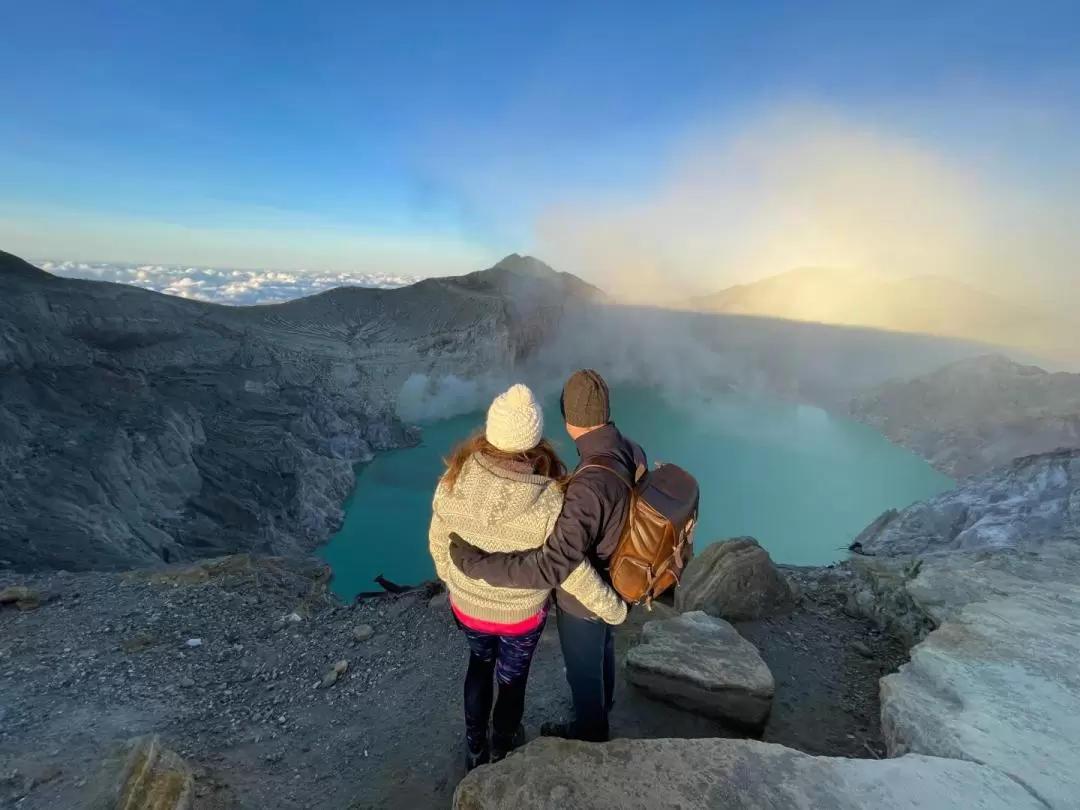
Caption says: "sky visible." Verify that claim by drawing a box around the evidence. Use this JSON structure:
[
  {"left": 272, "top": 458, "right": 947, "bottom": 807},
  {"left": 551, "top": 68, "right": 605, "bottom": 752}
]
[{"left": 2, "top": 0, "right": 1078, "bottom": 301}]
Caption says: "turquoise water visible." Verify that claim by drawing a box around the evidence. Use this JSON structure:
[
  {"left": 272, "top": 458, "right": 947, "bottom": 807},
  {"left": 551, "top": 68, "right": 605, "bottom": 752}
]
[{"left": 320, "top": 388, "right": 953, "bottom": 599}]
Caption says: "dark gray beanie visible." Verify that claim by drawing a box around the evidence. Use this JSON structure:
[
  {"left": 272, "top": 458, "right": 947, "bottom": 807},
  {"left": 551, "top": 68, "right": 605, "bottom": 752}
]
[{"left": 561, "top": 369, "right": 611, "bottom": 427}]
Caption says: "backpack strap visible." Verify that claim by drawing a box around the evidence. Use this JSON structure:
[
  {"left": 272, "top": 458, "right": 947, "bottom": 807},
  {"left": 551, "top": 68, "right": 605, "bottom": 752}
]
[{"left": 573, "top": 462, "right": 635, "bottom": 488}]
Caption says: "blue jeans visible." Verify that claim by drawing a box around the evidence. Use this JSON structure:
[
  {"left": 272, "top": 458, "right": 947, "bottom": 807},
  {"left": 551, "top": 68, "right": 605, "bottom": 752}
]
[
  {"left": 556, "top": 604, "right": 616, "bottom": 742},
  {"left": 457, "top": 617, "right": 545, "bottom": 753}
]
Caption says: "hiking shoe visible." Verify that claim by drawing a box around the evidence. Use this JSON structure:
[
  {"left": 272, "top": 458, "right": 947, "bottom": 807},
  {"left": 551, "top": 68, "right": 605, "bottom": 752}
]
[
  {"left": 490, "top": 724, "right": 525, "bottom": 763},
  {"left": 539, "top": 720, "right": 574, "bottom": 739},
  {"left": 539, "top": 720, "right": 609, "bottom": 743},
  {"left": 465, "top": 743, "right": 490, "bottom": 772}
]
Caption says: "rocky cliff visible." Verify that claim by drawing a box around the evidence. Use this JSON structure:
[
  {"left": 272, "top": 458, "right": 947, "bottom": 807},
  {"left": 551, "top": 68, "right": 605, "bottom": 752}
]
[
  {"left": 0, "top": 250, "right": 596, "bottom": 572},
  {"left": 852, "top": 447, "right": 1079, "bottom": 560},
  {"left": 849, "top": 354, "right": 1080, "bottom": 478},
  {"left": 841, "top": 448, "right": 1080, "bottom": 809}
]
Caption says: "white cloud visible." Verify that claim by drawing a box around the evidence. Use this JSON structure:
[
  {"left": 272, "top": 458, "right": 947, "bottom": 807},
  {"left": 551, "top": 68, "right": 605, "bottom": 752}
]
[{"left": 35, "top": 260, "right": 418, "bottom": 305}]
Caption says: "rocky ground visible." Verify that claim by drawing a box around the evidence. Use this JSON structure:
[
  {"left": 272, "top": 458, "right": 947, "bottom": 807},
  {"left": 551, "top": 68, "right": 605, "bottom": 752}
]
[
  {"left": 0, "top": 555, "right": 899, "bottom": 810},
  {"left": 741, "top": 566, "right": 907, "bottom": 758}
]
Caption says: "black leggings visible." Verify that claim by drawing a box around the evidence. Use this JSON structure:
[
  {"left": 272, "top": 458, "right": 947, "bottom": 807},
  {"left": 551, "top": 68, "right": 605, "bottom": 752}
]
[{"left": 458, "top": 617, "right": 545, "bottom": 752}]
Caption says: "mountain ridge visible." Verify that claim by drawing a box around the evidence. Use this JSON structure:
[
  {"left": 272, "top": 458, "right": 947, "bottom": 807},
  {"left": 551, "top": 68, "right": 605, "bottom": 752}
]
[
  {"left": 849, "top": 353, "right": 1080, "bottom": 477},
  {"left": 5, "top": 250, "right": 599, "bottom": 307},
  {"left": 686, "top": 267, "right": 1074, "bottom": 362},
  {"left": 0, "top": 248, "right": 600, "bottom": 572}
]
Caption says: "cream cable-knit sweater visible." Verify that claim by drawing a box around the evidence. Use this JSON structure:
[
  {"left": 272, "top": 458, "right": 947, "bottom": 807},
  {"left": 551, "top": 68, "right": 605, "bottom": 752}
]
[{"left": 429, "top": 453, "right": 627, "bottom": 626}]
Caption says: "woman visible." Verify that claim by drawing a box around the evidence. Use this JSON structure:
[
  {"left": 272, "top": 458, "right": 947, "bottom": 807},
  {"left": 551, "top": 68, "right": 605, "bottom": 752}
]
[{"left": 429, "top": 383, "right": 626, "bottom": 770}]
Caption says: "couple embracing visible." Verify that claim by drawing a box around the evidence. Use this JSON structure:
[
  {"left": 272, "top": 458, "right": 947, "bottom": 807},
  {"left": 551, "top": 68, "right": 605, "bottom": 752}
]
[{"left": 428, "top": 369, "right": 645, "bottom": 770}]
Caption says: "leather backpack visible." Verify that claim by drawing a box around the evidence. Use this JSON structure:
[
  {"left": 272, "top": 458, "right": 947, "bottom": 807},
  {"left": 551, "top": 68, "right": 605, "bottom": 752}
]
[{"left": 579, "top": 461, "right": 699, "bottom": 608}]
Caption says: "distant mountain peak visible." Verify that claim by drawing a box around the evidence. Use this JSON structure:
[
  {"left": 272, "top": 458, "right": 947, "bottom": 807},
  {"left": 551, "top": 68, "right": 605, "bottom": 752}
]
[
  {"left": 445, "top": 253, "right": 606, "bottom": 303},
  {"left": 492, "top": 253, "right": 558, "bottom": 277},
  {"left": 687, "top": 267, "right": 1074, "bottom": 360}
]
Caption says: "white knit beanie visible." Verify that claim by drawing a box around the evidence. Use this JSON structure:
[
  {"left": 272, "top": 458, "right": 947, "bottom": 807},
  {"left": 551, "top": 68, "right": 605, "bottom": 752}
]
[{"left": 485, "top": 384, "right": 544, "bottom": 453}]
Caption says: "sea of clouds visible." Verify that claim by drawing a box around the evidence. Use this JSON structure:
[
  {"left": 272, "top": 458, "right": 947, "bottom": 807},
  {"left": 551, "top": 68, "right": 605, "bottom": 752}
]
[{"left": 37, "top": 260, "right": 418, "bottom": 305}]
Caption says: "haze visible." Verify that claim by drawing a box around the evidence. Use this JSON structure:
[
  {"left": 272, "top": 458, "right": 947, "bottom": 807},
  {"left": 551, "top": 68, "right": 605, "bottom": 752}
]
[{"left": 535, "top": 106, "right": 1080, "bottom": 311}]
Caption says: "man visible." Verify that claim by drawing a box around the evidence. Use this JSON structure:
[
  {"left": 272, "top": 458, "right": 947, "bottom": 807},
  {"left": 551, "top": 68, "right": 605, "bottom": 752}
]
[{"left": 449, "top": 369, "right": 645, "bottom": 742}]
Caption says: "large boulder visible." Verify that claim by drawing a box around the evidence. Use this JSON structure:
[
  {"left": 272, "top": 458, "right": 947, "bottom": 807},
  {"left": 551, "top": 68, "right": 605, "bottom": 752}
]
[
  {"left": 453, "top": 737, "right": 1046, "bottom": 810},
  {"left": 0, "top": 585, "right": 39, "bottom": 610},
  {"left": 73, "top": 735, "right": 194, "bottom": 809},
  {"left": 625, "top": 611, "right": 774, "bottom": 727},
  {"left": 675, "top": 537, "right": 795, "bottom": 620},
  {"left": 881, "top": 568, "right": 1080, "bottom": 809}
]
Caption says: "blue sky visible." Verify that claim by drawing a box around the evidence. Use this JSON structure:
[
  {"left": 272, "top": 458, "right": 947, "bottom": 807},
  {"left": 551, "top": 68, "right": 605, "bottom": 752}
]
[{"left": 2, "top": 0, "right": 1078, "bottom": 290}]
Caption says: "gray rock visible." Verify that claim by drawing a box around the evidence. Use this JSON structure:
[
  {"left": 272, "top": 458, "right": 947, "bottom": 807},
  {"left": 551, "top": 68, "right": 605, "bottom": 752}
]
[
  {"left": 853, "top": 449, "right": 1080, "bottom": 559},
  {"left": 79, "top": 734, "right": 194, "bottom": 809},
  {"left": 880, "top": 565, "right": 1080, "bottom": 809},
  {"left": 675, "top": 537, "right": 795, "bottom": 620},
  {"left": 625, "top": 611, "right": 774, "bottom": 727},
  {"left": 849, "top": 354, "right": 1080, "bottom": 478},
  {"left": 319, "top": 661, "right": 348, "bottom": 689},
  {"left": 852, "top": 538, "right": 1080, "bottom": 638},
  {"left": 351, "top": 624, "right": 375, "bottom": 643},
  {"left": 453, "top": 737, "right": 1046, "bottom": 810},
  {"left": 840, "top": 448, "right": 1080, "bottom": 809},
  {"left": 121, "top": 632, "right": 158, "bottom": 653},
  {"left": 386, "top": 594, "right": 419, "bottom": 618},
  {"left": 0, "top": 585, "right": 39, "bottom": 610},
  {"left": 428, "top": 591, "right": 449, "bottom": 610}
]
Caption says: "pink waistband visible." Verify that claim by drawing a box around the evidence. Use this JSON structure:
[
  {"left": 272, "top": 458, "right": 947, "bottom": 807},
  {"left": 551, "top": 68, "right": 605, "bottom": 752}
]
[{"left": 450, "top": 596, "right": 548, "bottom": 636}]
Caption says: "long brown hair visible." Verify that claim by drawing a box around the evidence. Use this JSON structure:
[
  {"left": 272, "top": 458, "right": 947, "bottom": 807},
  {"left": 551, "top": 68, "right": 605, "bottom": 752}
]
[{"left": 441, "top": 430, "right": 569, "bottom": 491}]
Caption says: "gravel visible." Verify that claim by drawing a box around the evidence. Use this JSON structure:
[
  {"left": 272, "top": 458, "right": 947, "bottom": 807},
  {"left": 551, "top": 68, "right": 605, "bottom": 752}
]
[{"left": 0, "top": 556, "right": 903, "bottom": 809}]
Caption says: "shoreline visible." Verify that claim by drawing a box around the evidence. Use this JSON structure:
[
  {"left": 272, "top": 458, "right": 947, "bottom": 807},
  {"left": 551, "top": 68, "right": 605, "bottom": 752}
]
[{"left": 317, "top": 387, "right": 951, "bottom": 601}]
